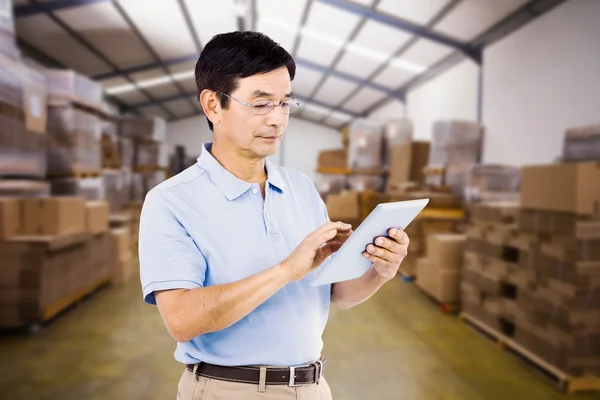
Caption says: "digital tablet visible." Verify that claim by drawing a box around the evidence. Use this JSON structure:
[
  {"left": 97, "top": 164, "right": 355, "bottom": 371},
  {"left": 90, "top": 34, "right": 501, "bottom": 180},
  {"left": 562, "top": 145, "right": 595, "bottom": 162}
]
[{"left": 308, "top": 198, "right": 429, "bottom": 287}]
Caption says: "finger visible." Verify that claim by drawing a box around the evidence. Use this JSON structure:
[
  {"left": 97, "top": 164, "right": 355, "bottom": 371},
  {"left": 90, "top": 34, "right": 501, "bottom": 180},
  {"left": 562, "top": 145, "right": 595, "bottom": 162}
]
[
  {"left": 388, "top": 229, "right": 409, "bottom": 245},
  {"left": 320, "top": 221, "right": 352, "bottom": 234},
  {"left": 362, "top": 251, "right": 390, "bottom": 266},
  {"left": 366, "top": 244, "right": 404, "bottom": 264},
  {"left": 374, "top": 236, "right": 403, "bottom": 254}
]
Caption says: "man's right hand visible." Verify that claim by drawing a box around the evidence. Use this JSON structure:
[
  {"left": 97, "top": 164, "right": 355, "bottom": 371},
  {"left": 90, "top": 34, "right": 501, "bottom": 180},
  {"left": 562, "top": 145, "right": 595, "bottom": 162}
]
[{"left": 281, "top": 221, "right": 353, "bottom": 281}]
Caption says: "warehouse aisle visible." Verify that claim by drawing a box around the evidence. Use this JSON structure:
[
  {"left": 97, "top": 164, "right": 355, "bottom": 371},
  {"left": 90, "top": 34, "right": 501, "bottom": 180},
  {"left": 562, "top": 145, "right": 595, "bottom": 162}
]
[{"left": 0, "top": 264, "right": 596, "bottom": 400}]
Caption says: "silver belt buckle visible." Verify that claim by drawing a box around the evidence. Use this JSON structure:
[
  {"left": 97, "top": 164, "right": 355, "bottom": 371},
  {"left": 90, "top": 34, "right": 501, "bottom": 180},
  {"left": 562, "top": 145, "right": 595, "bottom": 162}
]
[{"left": 288, "top": 366, "right": 302, "bottom": 387}]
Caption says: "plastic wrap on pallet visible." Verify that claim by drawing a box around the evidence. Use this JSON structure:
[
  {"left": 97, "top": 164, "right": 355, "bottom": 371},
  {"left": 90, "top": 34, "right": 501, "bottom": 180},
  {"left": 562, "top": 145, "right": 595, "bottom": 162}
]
[
  {"left": 47, "top": 106, "right": 101, "bottom": 176},
  {"left": 49, "top": 177, "right": 105, "bottom": 201},
  {"left": 347, "top": 175, "right": 384, "bottom": 192},
  {"left": 315, "top": 174, "right": 346, "bottom": 201},
  {"left": 102, "top": 169, "right": 129, "bottom": 212},
  {"left": 383, "top": 119, "right": 412, "bottom": 147},
  {"left": 119, "top": 138, "right": 135, "bottom": 168},
  {"left": 120, "top": 116, "right": 166, "bottom": 143},
  {"left": 134, "top": 141, "right": 160, "bottom": 167},
  {"left": 0, "top": 0, "right": 18, "bottom": 60},
  {"left": 429, "top": 120, "right": 483, "bottom": 166},
  {"left": 563, "top": 123, "right": 600, "bottom": 161},
  {"left": 347, "top": 119, "right": 383, "bottom": 172},
  {"left": 464, "top": 164, "right": 521, "bottom": 203},
  {"left": 44, "top": 69, "right": 103, "bottom": 110},
  {"left": 0, "top": 179, "right": 50, "bottom": 197},
  {"left": 0, "top": 54, "right": 47, "bottom": 178}
]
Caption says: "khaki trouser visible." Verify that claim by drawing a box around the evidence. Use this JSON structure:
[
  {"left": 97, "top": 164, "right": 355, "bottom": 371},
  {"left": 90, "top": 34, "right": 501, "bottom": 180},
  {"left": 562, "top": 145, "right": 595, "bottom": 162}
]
[{"left": 177, "top": 367, "right": 333, "bottom": 400}]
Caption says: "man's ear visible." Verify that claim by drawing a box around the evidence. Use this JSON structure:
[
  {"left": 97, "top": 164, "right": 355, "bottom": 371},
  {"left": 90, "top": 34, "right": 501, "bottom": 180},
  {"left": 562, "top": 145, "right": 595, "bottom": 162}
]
[{"left": 199, "top": 90, "right": 221, "bottom": 127}]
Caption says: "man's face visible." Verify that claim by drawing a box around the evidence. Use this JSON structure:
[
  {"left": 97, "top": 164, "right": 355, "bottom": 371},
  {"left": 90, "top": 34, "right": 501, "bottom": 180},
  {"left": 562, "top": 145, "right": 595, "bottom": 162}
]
[{"left": 217, "top": 67, "right": 292, "bottom": 159}]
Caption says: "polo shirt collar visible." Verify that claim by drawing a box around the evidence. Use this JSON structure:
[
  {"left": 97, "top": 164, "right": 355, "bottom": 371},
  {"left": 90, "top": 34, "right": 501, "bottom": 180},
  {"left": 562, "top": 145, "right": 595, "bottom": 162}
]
[{"left": 197, "top": 142, "right": 286, "bottom": 201}]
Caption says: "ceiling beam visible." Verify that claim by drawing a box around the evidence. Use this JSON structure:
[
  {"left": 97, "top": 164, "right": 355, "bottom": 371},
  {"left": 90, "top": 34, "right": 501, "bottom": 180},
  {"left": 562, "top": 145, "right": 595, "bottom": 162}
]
[
  {"left": 361, "top": 0, "right": 567, "bottom": 117},
  {"left": 112, "top": 1, "right": 199, "bottom": 112},
  {"left": 315, "top": 0, "right": 480, "bottom": 62},
  {"left": 94, "top": 54, "right": 403, "bottom": 100},
  {"left": 14, "top": 0, "right": 111, "bottom": 18}
]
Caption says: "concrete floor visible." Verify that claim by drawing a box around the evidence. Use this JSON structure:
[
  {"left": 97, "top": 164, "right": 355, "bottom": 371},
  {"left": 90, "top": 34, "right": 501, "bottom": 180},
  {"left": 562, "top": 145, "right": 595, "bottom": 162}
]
[{"left": 1, "top": 266, "right": 598, "bottom": 400}]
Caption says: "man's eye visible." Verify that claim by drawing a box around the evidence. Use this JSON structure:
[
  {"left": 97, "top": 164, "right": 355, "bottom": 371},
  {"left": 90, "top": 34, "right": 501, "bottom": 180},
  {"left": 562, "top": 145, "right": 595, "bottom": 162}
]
[
  {"left": 254, "top": 102, "right": 272, "bottom": 109},
  {"left": 280, "top": 101, "right": 291, "bottom": 108}
]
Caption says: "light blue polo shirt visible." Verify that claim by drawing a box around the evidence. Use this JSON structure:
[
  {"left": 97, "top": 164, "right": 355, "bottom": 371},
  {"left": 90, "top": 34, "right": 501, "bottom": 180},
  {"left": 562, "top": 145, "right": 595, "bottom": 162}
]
[{"left": 139, "top": 142, "right": 331, "bottom": 367}]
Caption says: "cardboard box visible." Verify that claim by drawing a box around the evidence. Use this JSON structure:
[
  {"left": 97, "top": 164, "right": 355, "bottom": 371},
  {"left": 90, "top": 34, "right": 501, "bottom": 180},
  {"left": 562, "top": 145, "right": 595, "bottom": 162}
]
[
  {"left": 387, "top": 141, "right": 430, "bottom": 191},
  {"left": 112, "top": 252, "right": 133, "bottom": 286},
  {"left": 86, "top": 201, "right": 109, "bottom": 234},
  {"left": 326, "top": 190, "right": 360, "bottom": 221},
  {"left": 416, "top": 258, "right": 461, "bottom": 303},
  {"left": 521, "top": 162, "right": 600, "bottom": 215},
  {"left": 0, "top": 198, "right": 19, "bottom": 239},
  {"left": 20, "top": 197, "right": 86, "bottom": 235},
  {"left": 317, "top": 149, "right": 347, "bottom": 169},
  {"left": 111, "top": 227, "right": 131, "bottom": 258},
  {"left": 427, "top": 234, "right": 466, "bottom": 271}
]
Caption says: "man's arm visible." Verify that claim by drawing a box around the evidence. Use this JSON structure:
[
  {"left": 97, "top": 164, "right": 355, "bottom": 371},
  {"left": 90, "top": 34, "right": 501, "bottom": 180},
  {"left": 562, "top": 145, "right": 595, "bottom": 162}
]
[
  {"left": 156, "top": 263, "right": 289, "bottom": 343},
  {"left": 330, "top": 228, "right": 409, "bottom": 310},
  {"left": 154, "top": 221, "right": 351, "bottom": 343},
  {"left": 330, "top": 266, "right": 389, "bottom": 310}
]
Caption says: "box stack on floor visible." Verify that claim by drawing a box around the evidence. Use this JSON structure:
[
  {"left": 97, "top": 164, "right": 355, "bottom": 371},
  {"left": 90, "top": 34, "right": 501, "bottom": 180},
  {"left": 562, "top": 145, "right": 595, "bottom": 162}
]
[
  {"left": 45, "top": 70, "right": 103, "bottom": 200},
  {"left": 0, "top": 196, "right": 114, "bottom": 329},
  {"left": 0, "top": 4, "right": 48, "bottom": 197},
  {"left": 461, "top": 159, "right": 600, "bottom": 380},
  {"left": 416, "top": 233, "right": 466, "bottom": 310}
]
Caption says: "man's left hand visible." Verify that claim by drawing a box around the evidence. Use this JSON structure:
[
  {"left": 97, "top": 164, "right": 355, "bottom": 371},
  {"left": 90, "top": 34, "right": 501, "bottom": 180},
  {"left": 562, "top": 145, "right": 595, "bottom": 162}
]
[{"left": 362, "top": 228, "right": 409, "bottom": 281}]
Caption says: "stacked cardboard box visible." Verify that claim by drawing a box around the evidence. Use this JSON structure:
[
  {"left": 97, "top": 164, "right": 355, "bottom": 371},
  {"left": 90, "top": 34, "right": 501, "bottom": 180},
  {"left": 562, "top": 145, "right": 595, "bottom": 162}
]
[
  {"left": 110, "top": 227, "right": 133, "bottom": 285},
  {"left": 130, "top": 170, "right": 165, "bottom": 203},
  {"left": 416, "top": 234, "right": 466, "bottom": 305},
  {"left": 0, "top": 196, "right": 112, "bottom": 328},
  {"left": 426, "top": 120, "right": 484, "bottom": 195},
  {"left": 44, "top": 69, "right": 103, "bottom": 111},
  {"left": 317, "top": 149, "right": 347, "bottom": 170},
  {"left": 386, "top": 141, "right": 430, "bottom": 195},
  {"left": 325, "top": 190, "right": 388, "bottom": 230},
  {"left": 563, "top": 123, "right": 600, "bottom": 162},
  {"left": 47, "top": 106, "right": 101, "bottom": 176},
  {"left": 462, "top": 163, "right": 600, "bottom": 377},
  {"left": 102, "top": 169, "right": 131, "bottom": 212},
  {"left": 0, "top": 54, "right": 47, "bottom": 178}
]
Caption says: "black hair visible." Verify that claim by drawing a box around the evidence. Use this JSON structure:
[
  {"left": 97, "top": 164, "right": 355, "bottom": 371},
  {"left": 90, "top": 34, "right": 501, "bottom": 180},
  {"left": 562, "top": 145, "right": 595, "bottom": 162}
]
[{"left": 195, "top": 31, "right": 296, "bottom": 131}]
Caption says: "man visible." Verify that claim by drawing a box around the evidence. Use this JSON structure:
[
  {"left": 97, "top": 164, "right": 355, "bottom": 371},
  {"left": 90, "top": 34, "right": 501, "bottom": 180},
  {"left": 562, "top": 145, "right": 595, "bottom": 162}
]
[{"left": 139, "top": 31, "right": 409, "bottom": 400}]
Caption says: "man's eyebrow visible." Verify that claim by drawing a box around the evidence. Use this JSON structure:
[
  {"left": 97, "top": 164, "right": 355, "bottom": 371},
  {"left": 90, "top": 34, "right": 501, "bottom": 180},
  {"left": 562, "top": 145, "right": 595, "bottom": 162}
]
[{"left": 251, "top": 90, "right": 294, "bottom": 98}]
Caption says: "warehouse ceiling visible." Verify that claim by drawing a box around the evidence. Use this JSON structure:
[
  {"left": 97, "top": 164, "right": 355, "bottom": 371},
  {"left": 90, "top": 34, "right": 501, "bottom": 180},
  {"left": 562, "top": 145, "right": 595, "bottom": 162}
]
[{"left": 14, "top": 0, "right": 563, "bottom": 127}]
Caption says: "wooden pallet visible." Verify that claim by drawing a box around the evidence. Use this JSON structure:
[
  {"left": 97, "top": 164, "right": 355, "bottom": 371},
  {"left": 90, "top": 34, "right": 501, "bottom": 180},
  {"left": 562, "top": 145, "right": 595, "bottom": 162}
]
[
  {"left": 460, "top": 312, "right": 600, "bottom": 393},
  {"left": 43, "top": 276, "right": 109, "bottom": 321},
  {"left": 316, "top": 166, "right": 353, "bottom": 175},
  {"left": 132, "top": 165, "right": 165, "bottom": 173},
  {"left": 47, "top": 170, "right": 101, "bottom": 179}
]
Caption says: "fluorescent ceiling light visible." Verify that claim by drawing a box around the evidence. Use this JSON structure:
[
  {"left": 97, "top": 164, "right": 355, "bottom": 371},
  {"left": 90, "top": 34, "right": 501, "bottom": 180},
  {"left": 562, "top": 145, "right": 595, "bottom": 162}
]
[
  {"left": 303, "top": 103, "right": 331, "bottom": 115},
  {"left": 105, "top": 70, "right": 195, "bottom": 95},
  {"left": 328, "top": 111, "right": 353, "bottom": 122},
  {"left": 259, "top": 16, "right": 426, "bottom": 74}
]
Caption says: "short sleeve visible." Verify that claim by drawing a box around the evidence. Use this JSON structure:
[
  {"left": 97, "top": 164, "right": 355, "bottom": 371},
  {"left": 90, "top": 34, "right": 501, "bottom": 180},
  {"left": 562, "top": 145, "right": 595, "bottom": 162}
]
[{"left": 139, "top": 189, "right": 207, "bottom": 305}]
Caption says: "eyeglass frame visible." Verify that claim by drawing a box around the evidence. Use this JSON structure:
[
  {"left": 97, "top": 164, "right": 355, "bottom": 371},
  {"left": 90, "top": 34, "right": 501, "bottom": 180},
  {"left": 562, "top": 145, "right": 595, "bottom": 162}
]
[{"left": 215, "top": 90, "right": 300, "bottom": 115}]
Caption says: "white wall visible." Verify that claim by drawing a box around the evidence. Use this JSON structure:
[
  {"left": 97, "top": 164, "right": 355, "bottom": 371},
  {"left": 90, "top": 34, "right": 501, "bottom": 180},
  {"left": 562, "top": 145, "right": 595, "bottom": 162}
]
[
  {"left": 406, "top": 59, "right": 480, "bottom": 140},
  {"left": 368, "top": 99, "right": 406, "bottom": 122},
  {"left": 482, "top": 0, "right": 600, "bottom": 166},
  {"left": 165, "top": 116, "right": 341, "bottom": 180}
]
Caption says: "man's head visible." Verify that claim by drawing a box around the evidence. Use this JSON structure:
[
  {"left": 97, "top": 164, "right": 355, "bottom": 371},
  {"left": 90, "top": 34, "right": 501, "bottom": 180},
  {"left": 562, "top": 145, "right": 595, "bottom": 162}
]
[{"left": 195, "top": 31, "right": 296, "bottom": 159}]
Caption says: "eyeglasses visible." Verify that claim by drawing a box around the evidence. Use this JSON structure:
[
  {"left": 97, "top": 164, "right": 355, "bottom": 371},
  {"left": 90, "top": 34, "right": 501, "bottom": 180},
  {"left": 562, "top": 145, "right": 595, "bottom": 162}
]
[{"left": 216, "top": 91, "right": 300, "bottom": 115}]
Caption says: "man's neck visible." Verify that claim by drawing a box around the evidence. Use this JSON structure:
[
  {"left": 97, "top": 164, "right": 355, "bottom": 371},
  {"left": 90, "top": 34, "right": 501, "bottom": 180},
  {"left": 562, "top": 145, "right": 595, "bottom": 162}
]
[{"left": 210, "top": 139, "right": 267, "bottom": 185}]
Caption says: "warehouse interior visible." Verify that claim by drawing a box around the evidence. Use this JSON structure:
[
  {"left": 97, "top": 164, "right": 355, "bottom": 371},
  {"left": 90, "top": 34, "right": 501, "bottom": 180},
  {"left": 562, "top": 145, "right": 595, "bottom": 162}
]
[{"left": 1, "top": 0, "right": 600, "bottom": 399}]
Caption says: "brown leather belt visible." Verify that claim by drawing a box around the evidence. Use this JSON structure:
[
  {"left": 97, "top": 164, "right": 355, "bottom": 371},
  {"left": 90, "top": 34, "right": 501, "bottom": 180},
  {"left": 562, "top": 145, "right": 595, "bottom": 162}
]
[{"left": 186, "top": 359, "right": 326, "bottom": 386}]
